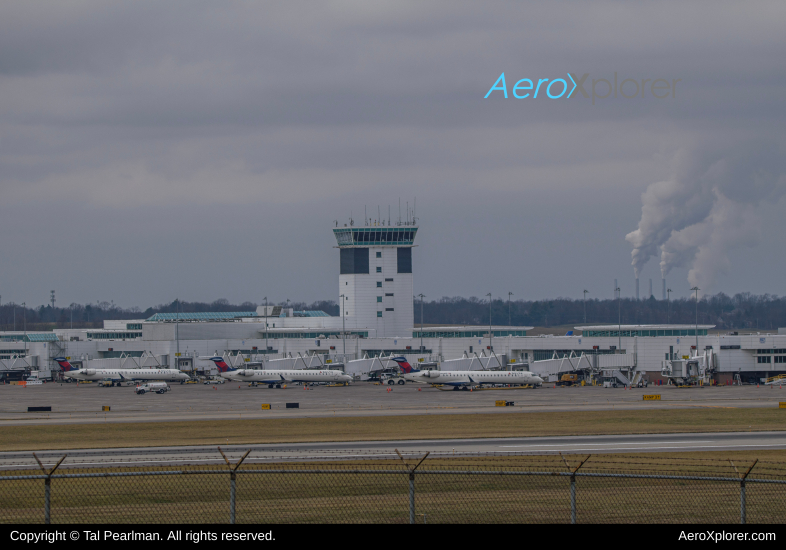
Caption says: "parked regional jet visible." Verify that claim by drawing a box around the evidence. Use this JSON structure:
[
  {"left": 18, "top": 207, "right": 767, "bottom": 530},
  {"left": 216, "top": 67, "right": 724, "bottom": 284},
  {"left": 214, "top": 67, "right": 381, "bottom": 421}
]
[
  {"left": 210, "top": 357, "right": 352, "bottom": 387},
  {"left": 392, "top": 357, "right": 543, "bottom": 390},
  {"left": 55, "top": 358, "right": 190, "bottom": 385}
]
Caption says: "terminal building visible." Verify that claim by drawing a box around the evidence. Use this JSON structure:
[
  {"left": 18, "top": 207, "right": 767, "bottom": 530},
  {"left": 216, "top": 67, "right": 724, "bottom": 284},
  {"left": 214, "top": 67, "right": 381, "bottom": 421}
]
[{"left": 2, "top": 220, "right": 786, "bottom": 385}]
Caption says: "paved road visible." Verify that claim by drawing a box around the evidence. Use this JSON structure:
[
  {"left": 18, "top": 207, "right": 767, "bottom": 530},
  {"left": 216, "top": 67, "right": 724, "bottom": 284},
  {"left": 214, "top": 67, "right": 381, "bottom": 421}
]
[
  {"left": 4, "top": 431, "right": 785, "bottom": 470},
  {"left": 1, "top": 382, "right": 785, "bottom": 426}
]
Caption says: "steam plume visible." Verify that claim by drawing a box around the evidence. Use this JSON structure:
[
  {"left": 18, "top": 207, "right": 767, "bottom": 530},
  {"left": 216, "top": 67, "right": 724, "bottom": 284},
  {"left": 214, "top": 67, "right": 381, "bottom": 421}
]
[{"left": 626, "top": 143, "right": 786, "bottom": 293}]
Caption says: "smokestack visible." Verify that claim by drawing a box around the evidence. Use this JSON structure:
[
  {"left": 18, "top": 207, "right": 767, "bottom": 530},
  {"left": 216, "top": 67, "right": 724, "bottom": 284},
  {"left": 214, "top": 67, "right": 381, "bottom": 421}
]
[
  {"left": 662, "top": 278, "right": 666, "bottom": 300},
  {"left": 649, "top": 279, "right": 653, "bottom": 299},
  {"left": 635, "top": 278, "right": 639, "bottom": 301}
]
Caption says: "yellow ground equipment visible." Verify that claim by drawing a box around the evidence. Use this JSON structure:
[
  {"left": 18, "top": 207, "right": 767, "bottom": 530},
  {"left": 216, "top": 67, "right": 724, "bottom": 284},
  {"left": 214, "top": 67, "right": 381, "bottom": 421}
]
[{"left": 556, "top": 373, "right": 579, "bottom": 387}]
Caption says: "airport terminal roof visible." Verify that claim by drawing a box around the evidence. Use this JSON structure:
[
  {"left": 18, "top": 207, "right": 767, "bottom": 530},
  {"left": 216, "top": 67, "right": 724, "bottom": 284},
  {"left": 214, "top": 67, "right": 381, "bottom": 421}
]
[
  {"left": 575, "top": 324, "right": 715, "bottom": 330},
  {"left": 146, "top": 312, "right": 257, "bottom": 322},
  {"left": 23, "top": 333, "right": 60, "bottom": 342},
  {"left": 146, "top": 310, "right": 331, "bottom": 322}
]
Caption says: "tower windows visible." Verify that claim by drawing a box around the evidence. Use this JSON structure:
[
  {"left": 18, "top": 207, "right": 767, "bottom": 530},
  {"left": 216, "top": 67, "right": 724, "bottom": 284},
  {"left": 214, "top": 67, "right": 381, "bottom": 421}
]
[
  {"left": 397, "top": 248, "right": 412, "bottom": 273},
  {"left": 376, "top": 252, "right": 382, "bottom": 258},
  {"left": 376, "top": 266, "right": 382, "bottom": 273},
  {"left": 340, "top": 248, "right": 369, "bottom": 274},
  {"left": 377, "top": 311, "right": 382, "bottom": 317},
  {"left": 377, "top": 297, "right": 382, "bottom": 303},
  {"left": 376, "top": 282, "right": 382, "bottom": 288}
]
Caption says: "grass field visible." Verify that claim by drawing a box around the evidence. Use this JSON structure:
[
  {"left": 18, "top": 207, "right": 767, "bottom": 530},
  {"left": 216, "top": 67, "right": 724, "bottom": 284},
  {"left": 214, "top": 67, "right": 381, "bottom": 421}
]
[{"left": 1, "top": 407, "right": 785, "bottom": 451}]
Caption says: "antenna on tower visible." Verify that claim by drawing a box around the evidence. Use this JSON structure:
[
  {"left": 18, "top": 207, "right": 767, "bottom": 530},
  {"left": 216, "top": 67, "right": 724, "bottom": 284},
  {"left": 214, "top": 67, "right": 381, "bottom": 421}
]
[{"left": 399, "top": 198, "right": 401, "bottom": 225}]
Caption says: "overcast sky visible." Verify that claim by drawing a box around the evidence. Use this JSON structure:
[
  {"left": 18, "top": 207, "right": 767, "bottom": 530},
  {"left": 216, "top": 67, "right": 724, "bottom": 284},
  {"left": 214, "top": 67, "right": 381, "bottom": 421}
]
[{"left": 2, "top": 1, "right": 785, "bottom": 309}]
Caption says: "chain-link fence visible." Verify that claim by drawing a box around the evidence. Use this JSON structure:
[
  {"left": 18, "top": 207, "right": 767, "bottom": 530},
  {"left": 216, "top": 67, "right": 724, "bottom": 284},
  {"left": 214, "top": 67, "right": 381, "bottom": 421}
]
[{"left": 2, "top": 451, "right": 785, "bottom": 524}]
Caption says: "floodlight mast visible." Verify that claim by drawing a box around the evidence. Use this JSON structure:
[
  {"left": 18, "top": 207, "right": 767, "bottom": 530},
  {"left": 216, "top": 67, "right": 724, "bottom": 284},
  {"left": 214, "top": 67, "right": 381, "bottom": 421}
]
[
  {"left": 340, "top": 294, "right": 346, "bottom": 355},
  {"left": 691, "top": 287, "right": 700, "bottom": 354},
  {"left": 615, "top": 288, "right": 621, "bottom": 352},
  {"left": 418, "top": 294, "right": 425, "bottom": 352},
  {"left": 486, "top": 293, "right": 492, "bottom": 352}
]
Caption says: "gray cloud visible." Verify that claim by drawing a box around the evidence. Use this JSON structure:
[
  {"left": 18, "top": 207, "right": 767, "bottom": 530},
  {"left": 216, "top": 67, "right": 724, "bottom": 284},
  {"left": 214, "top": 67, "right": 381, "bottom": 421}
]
[{"left": 1, "top": 1, "right": 785, "bottom": 307}]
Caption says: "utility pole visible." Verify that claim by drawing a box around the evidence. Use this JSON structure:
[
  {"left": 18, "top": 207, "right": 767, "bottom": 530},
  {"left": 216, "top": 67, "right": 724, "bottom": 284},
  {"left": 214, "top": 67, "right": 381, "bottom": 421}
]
[
  {"left": 486, "top": 293, "right": 492, "bottom": 352},
  {"left": 418, "top": 294, "right": 425, "bottom": 352},
  {"left": 691, "top": 286, "right": 700, "bottom": 355},
  {"left": 583, "top": 290, "right": 589, "bottom": 324},
  {"left": 340, "top": 294, "right": 346, "bottom": 356},
  {"left": 667, "top": 288, "right": 672, "bottom": 323},
  {"left": 508, "top": 292, "right": 513, "bottom": 327},
  {"left": 615, "top": 288, "right": 621, "bottom": 352}
]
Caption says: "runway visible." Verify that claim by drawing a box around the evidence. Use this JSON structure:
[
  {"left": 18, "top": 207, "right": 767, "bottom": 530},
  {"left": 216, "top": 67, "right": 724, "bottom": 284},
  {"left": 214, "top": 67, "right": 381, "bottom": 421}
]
[
  {"left": 5, "top": 431, "right": 786, "bottom": 470},
  {"left": 1, "top": 381, "right": 785, "bottom": 426}
]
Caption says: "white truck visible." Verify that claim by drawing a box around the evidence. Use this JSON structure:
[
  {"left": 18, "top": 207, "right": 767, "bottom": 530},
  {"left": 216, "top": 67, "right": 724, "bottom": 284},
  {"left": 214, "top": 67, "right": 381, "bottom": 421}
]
[{"left": 135, "top": 382, "right": 171, "bottom": 394}]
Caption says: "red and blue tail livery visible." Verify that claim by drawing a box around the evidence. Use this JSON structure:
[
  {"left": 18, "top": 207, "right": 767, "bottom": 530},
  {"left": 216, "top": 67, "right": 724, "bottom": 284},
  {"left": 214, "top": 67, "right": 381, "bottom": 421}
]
[
  {"left": 54, "top": 357, "right": 76, "bottom": 372},
  {"left": 391, "top": 356, "right": 419, "bottom": 373},
  {"left": 210, "top": 357, "right": 236, "bottom": 372}
]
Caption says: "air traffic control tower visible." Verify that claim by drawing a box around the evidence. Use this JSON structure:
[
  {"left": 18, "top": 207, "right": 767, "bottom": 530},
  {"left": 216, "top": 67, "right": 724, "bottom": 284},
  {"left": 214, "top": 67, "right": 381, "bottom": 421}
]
[{"left": 333, "top": 221, "right": 418, "bottom": 338}]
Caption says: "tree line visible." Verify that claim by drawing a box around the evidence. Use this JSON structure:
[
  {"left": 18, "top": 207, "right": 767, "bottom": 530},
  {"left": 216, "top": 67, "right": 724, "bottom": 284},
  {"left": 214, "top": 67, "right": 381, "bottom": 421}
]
[{"left": 0, "top": 293, "right": 783, "bottom": 332}]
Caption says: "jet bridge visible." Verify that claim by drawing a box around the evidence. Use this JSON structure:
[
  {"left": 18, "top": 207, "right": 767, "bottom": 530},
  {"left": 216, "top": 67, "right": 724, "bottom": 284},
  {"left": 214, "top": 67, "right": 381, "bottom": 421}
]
[{"left": 661, "top": 349, "right": 716, "bottom": 385}]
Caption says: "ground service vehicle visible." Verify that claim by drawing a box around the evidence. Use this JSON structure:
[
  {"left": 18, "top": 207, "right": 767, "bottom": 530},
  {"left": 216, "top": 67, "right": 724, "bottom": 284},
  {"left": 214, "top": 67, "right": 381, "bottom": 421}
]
[
  {"left": 556, "top": 374, "right": 579, "bottom": 386},
  {"left": 135, "top": 382, "right": 170, "bottom": 394}
]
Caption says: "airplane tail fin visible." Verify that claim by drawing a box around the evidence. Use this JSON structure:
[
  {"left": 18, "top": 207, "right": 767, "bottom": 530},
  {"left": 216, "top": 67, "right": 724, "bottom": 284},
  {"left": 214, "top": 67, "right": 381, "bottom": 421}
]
[
  {"left": 54, "top": 357, "right": 75, "bottom": 372},
  {"left": 565, "top": 331, "right": 574, "bottom": 336},
  {"left": 391, "top": 356, "right": 419, "bottom": 373},
  {"left": 209, "top": 357, "right": 237, "bottom": 373}
]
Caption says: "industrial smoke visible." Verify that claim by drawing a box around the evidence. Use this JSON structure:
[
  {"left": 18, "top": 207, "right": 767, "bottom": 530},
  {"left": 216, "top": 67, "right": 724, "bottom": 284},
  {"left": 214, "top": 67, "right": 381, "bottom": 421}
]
[{"left": 625, "top": 143, "right": 786, "bottom": 294}]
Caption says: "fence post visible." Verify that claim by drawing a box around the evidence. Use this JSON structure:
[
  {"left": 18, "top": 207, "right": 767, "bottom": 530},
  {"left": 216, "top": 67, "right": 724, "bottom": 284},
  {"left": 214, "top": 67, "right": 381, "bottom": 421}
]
[
  {"left": 570, "top": 475, "right": 576, "bottom": 525},
  {"left": 33, "top": 453, "right": 66, "bottom": 525},
  {"left": 730, "top": 459, "right": 757, "bottom": 525},
  {"left": 409, "top": 473, "right": 415, "bottom": 525},
  {"left": 44, "top": 478, "right": 51, "bottom": 525},
  {"left": 230, "top": 472, "right": 236, "bottom": 525},
  {"left": 560, "top": 453, "right": 590, "bottom": 525},
  {"left": 395, "top": 449, "right": 429, "bottom": 525},
  {"left": 218, "top": 447, "right": 251, "bottom": 525}
]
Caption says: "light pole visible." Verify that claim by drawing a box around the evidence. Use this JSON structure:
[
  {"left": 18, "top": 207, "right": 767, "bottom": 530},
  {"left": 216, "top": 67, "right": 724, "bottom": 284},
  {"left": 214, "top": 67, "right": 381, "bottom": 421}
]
[
  {"left": 175, "top": 299, "right": 180, "bottom": 365},
  {"left": 418, "top": 294, "right": 425, "bottom": 352},
  {"left": 615, "top": 288, "right": 621, "bottom": 352},
  {"left": 667, "top": 288, "right": 672, "bottom": 323},
  {"left": 263, "top": 296, "right": 268, "bottom": 356},
  {"left": 583, "top": 290, "right": 589, "bottom": 324},
  {"left": 508, "top": 292, "right": 513, "bottom": 327},
  {"left": 691, "top": 286, "right": 700, "bottom": 355},
  {"left": 340, "top": 294, "right": 346, "bottom": 356},
  {"left": 486, "top": 293, "right": 492, "bottom": 352},
  {"left": 22, "top": 302, "right": 26, "bottom": 356}
]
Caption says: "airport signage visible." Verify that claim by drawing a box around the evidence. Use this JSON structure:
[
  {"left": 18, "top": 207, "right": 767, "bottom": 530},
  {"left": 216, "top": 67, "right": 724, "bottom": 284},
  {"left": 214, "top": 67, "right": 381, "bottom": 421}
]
[
  {"left": 779, "top": 403, "right": 786, "bottom": 409},
  {"left": 261, "top": 404, "right": 271, "bottom": 410},
  {"left": 285, "top": 403, "right": 299, "bottom": 409},
  {"left": 102, "top": 406, "right": 110, "bottom": 412},
  {"left": 495, "top": 400, "right": 515, "bottom": 407},
  {"left": 643, "top": 395, "right": 661, "bottom": 401}
]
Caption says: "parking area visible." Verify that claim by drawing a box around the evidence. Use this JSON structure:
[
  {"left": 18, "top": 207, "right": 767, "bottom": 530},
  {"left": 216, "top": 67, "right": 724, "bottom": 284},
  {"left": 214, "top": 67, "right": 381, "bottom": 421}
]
[{"left": 1, "top": 381, "right": 785, "bottom": 425}]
